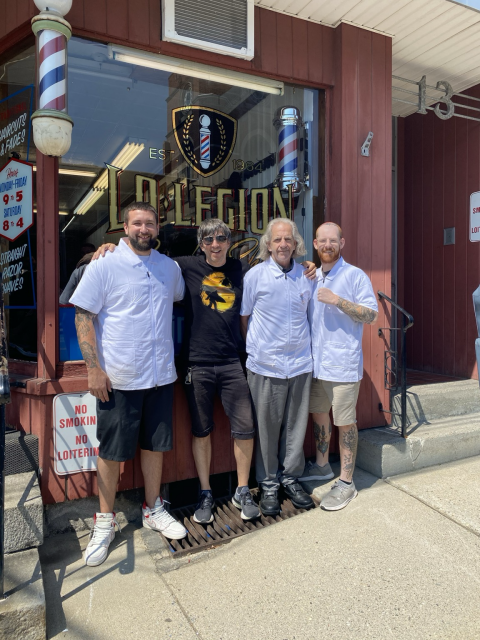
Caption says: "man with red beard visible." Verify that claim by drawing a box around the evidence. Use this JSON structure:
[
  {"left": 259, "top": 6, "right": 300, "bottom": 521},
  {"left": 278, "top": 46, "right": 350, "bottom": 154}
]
[{"left": 299, "top": 222, "right": 378, "bottom": 510}]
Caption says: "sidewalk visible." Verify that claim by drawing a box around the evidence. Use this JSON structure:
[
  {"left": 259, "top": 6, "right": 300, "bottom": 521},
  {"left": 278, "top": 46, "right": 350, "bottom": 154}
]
[{"left": 39, "top": 457, "right": 480, "bottom": 640}]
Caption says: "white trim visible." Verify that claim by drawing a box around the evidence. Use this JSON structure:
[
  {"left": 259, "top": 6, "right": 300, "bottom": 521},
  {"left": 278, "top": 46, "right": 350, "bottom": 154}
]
[
  {"left": 162, "top": 0, "right": 255, "bottom": 61},
  {"left": 107, "top": 44, "right": 284, "bottom": 96},
  {"left": 255, "top": 4, "right": 335, "bottom": 29},
  {"left": 255, "top": 6, "right": 394, "bottom": 38},
  {"left": 336, "top": 19, "right": 394, "bottom": 39}
]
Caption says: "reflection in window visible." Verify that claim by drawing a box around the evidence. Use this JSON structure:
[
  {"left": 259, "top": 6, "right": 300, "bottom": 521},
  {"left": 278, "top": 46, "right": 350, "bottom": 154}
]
[
  {"left": 59, "top": 36, "right": 322, "bottom": 360},
  {"left": 0, "top": 39, "right": 36, "bottom": 361}
]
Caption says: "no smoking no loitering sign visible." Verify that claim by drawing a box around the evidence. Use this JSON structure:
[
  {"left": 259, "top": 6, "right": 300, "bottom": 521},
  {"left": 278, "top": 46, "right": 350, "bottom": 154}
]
[{"left": 0, "top": 158, "right": 33, "bottom": 242}]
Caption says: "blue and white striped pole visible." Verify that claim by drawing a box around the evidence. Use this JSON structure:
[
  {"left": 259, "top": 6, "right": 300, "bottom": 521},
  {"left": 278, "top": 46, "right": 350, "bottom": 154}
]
[
  {"left": 274, "top": 106, "right": 302, "bottom": 193},
  {"left": 31, "top": 1, "right": 73, "bottom": 157},
  {"left": 38, "top": 29, "right": 67, "bottom": 112}
]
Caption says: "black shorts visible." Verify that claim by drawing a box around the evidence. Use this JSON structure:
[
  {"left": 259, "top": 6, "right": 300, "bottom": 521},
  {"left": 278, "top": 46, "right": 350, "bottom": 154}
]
[
  {"left": 184, "top": 361, "right": 255, "bottom": 440},
  {"left": 96, "top": 385, "right": 174, "bottom": 462}
]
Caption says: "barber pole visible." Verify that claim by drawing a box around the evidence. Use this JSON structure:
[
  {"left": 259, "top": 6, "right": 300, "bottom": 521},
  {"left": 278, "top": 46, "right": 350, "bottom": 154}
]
[
  {"left": 31, "top": 0, "right": 73, "bottom": 157},
  {"left": 274, "top": 106, "right": 302, "bottom": 193},
  {"left": 199, "top": 114, "right": 211, "bottom": 170},
  {"left": 38, "top": 30, "right": 67, "bottom": 111}
]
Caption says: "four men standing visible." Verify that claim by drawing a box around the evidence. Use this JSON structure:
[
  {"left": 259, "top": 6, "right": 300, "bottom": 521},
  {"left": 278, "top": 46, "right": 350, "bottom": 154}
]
[{"left": 74, "top": 208, "right": 378, "bottom": 566}]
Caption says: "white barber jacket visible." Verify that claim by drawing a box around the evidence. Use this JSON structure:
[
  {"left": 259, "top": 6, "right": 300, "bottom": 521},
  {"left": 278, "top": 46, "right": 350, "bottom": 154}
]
[
  {"left": 309, "top": 257, "right": 377, "bottom": 383},
  {"left": 70, "top": 238, "right": 185, "bottom": 390},
  {"left": 241, "top": 257, "right": 313, "bottom": 379}
]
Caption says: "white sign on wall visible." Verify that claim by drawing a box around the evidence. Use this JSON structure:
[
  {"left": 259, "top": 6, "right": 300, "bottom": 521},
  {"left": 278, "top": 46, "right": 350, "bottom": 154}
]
[
  {"left": 0, "top": 158, "right": 33, "bottom": 241},
  {"left": 53, "top": 392, "right": 100, "bottom": 476},
  {"left": 470, "top": 191, "right": 480, "bottom": 242}
]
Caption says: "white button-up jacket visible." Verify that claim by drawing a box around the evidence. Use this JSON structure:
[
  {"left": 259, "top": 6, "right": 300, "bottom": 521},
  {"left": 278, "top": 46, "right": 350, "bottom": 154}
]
[
  {"left": 70, "top": 238, "right": 185, "bottom": 390},
  {"left": 309, "top": 257, "right": 377, "bottom": 383},
  {"left": 241, "top": 257, "right": 313, "bottom": 379}
]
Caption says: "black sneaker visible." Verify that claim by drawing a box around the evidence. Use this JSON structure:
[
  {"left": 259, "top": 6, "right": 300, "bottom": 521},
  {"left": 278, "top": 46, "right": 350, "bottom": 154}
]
[
  {"left": 232, "top": 487, "right": 260, "bottom": 521},
  {"left": 283, "top": 482, "right": 314, "bottom": 509},
  {"left": 259, "top": 488, "right": 280, "bottom": 517},
  {"left": 193, "top": 491, "right": 214, "bottom": 524}
]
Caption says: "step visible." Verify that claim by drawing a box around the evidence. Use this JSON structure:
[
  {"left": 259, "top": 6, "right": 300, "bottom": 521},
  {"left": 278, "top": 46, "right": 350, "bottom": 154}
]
[
  {"left": 0, "top": 548, "right": 46, "bottom": 640},
  {"left": 391, "top": 378, "right": 480, "bottom": 427},
  {"left": 5, "top": 472, "right": 44, "bottom": 553},
  {"left": 356, "top": 413, "right": 480, "bottom": 478}
]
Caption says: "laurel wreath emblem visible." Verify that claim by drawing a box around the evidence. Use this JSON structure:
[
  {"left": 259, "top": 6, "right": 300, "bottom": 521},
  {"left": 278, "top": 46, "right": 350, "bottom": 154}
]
[
  {"left": 212, "top": 119, "right": 227, "bottom": 167},
  {"left": 182, "top": 113, "right": 197, "bottom": 165},
  {"left": 178, "top": 111, "right": 233, "bottom": 174}
]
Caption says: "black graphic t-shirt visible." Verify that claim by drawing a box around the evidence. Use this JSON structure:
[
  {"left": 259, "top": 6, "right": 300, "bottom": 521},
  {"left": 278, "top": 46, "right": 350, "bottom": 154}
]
[{"left": 175, "top": 255, "right": 247, "bottom": 363}]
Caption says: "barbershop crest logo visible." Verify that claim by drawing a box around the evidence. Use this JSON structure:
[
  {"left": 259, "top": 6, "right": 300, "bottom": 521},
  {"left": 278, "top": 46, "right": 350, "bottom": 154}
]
[{"left": 172, "top": 106, "right": 237, "bottom": 178}]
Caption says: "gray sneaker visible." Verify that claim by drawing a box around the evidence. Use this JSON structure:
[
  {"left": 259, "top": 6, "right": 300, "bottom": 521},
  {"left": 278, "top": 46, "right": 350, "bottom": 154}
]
[
  {"left": 320, "top": 480, "right": 358, "bottom": 511},
  {"left": 232, "top": 487, "right": 260, "bottom": 521},
  {"left": 298, "top": 461, "right": 334, "bottom": 482}
]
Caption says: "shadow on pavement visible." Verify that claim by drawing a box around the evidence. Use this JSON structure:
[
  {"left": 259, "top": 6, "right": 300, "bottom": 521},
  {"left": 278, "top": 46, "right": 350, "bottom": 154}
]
[
  {"left": 39, "top": 523, "right": 137, "bottom": 639},
  {"left": 300, "top": 461, "right": 380, "bottom": 495}
]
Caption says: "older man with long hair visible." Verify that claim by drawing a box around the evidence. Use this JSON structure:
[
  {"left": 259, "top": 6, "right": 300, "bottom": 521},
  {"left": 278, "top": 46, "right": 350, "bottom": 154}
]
[{"left": 240, "top": 218, "right": 314, "bottom": 516}]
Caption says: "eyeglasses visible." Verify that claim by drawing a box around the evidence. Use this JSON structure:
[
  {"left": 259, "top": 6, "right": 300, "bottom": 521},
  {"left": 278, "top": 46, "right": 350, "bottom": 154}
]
[{"left": 201, "top": 235, "right": 228, "bottom": 245}]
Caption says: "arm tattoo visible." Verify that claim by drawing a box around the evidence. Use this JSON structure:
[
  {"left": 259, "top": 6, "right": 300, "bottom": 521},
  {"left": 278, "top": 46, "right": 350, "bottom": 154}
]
[
  {"left": 313, "top": 420, "right": 331, "bottom": 455},
  {"left": 78, "top": 341, "right": 99, "bottom": 369},
  {"left": 336, "top": 297, "right": 378, "bottom": 324},
  {"left": 74, "top": 307, "right": 99, "bottom": 369},
  {"left": 74, "top": 307, "right": 97, "bottom": 339}
]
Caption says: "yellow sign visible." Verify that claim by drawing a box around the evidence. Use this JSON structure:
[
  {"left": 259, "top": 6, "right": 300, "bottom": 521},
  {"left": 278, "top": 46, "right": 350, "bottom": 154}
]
[{"left": 105, "top": 166, "right": 294, "bottom": 237}]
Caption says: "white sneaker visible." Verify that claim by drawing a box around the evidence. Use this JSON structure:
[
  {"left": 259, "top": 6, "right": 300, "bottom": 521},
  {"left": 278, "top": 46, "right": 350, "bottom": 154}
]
[
  {"left": 142, "top": 497, "right": 187, "bottom": 540},
  {"left": 84, "top": 512, "right": 120, "bottom": 567}
]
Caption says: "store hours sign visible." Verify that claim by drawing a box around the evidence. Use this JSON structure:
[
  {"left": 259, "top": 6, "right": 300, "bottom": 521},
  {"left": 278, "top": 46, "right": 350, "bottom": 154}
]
[
  {"left": 0, "top": 158, "right": 33, "bottom": 241},
  {"left": 471, "top": 192, "right": 480, "bottom": 242}
]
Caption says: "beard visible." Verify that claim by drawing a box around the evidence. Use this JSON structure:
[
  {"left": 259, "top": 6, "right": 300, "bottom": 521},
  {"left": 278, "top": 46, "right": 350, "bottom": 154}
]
[
  {"left": 129, "top": 234, "right": 157, "bottom": 252},
  {"left": 319, "top": 246, "right": 341, "bottom": 264}
]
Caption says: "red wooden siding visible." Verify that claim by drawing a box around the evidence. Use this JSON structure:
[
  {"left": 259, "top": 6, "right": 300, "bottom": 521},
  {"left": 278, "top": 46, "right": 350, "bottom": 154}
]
[
  {"left": 0, "top": 2, "right": 335, "bottom": 88},
  {"left": 2, "top": 5, "right": 392, "bottom": 501},
  {"left": 399, "top": 86, "right": 480, "bottom": 379},
  {"left": 329, "top": 23, "right": 392, "bottom": 430}
]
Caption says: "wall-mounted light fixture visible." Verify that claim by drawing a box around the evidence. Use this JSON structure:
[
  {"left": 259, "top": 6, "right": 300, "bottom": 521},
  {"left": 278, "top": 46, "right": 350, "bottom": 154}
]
[{"left": 108, "top": 44, "right": 284, "bottom": 96}]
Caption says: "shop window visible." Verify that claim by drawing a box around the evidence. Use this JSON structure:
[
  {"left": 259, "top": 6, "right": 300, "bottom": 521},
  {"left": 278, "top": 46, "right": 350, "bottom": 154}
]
[
  {"left": 0, "top": 40, "right": 36, "bottom": 362},
  {"left": 59, "top": 37, "right": 323, "bottom": 361}
]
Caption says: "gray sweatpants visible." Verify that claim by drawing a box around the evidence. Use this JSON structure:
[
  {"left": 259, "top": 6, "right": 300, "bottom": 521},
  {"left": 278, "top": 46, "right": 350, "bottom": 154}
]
[{"left": 247, "top": 370, "right": 312, "bottom": 489}]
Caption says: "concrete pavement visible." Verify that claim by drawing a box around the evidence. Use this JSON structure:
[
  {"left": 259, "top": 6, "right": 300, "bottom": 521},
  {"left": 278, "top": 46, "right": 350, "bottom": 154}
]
[{"left": 39, "top": 458, "right": 480, "bottom": 640}]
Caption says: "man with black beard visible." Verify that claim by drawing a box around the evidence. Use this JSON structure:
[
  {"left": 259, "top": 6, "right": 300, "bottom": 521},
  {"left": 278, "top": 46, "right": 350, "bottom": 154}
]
[
  {"left": 299, "top": 222, "right": 378, "bottom": 511},
  {"left": 70, "top": 202, "right": 187, "bottom": 567}
]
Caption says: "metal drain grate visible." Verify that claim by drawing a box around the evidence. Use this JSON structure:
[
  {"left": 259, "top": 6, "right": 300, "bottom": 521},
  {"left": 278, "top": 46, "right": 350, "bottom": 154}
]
[
  {"left": 166, "top": 492, "right": 320, "bottom": 557},
  {"left": 5, "top": 430, "right": 39, "bottom": 475}
]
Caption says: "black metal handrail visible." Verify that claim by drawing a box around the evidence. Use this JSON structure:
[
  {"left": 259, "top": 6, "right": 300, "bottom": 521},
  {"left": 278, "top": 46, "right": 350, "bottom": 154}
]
[{"left": 377, "top": 291, "right": 414, "bottom": 438}]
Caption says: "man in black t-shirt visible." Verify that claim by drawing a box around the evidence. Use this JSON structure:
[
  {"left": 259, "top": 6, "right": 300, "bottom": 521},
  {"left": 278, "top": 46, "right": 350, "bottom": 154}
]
[{"left": 177, "top": 219, "right": 261, "bottom": 524}]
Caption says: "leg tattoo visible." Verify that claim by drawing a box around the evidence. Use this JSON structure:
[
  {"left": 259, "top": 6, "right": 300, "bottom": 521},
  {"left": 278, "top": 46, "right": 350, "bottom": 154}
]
[
  {"left": 313, "top": 421, "right": 330, "bottom": 455},
  {"left": 341, "top": 425, "right": 358, "bottom": 481}
]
